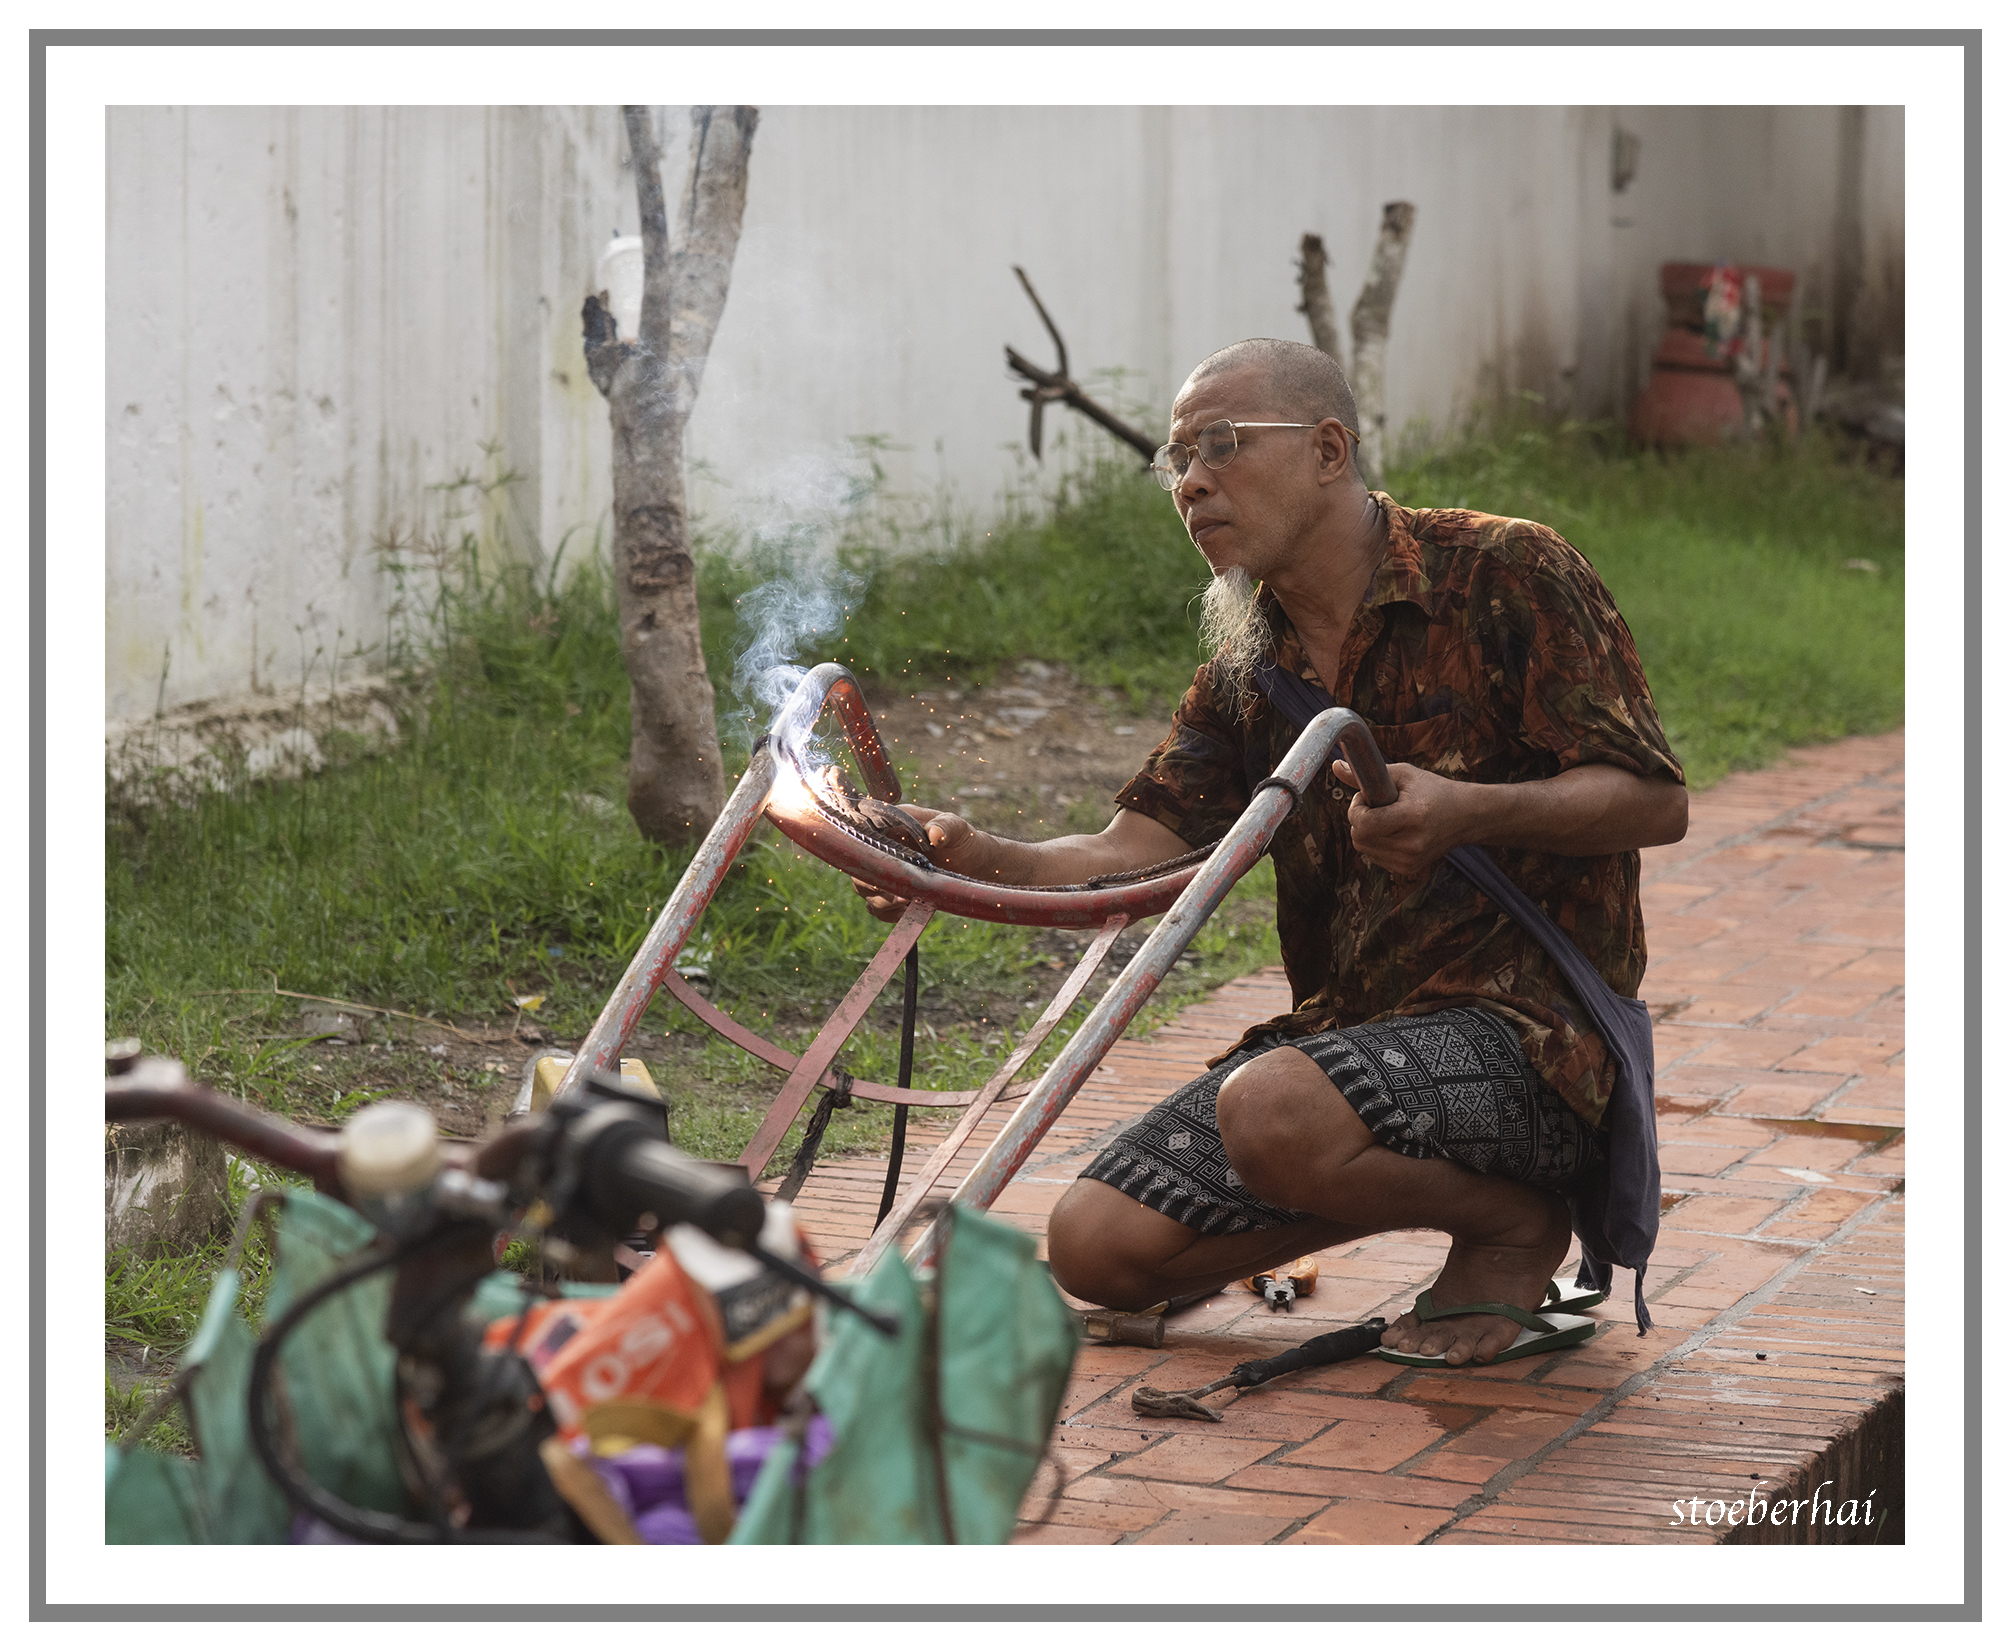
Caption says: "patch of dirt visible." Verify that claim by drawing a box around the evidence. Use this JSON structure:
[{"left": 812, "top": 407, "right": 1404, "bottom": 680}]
[
  {"left": 853, "top": 660, "right": 1180, "bottom": 841},
  {"left": 254, "top": 666, "right": 1201, "bottom": 1137}
]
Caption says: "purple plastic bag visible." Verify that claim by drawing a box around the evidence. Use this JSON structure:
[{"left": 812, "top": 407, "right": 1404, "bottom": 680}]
[{"left": 583, "top": 1416, "right": 834, "bottom": 1544}]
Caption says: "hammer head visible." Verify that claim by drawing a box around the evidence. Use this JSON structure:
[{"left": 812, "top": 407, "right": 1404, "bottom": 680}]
[{"left": 1130, "top": 1385, "right": 1226, "bottom": 1423}]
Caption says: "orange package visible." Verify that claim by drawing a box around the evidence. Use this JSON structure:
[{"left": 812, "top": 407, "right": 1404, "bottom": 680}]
[
  {"left": 483, "top": 1207, "right": 818, "bottom": 1443},
  {"left": 482, "top": 1206, "right": 819, "bottom": 1543}
]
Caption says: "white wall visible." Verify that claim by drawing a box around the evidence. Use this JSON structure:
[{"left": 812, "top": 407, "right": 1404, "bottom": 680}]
[
  {"left": 107, "top": 104, "right": 1903, "bottom": 723},
  {"left": 107, "top": 106, "right": 629, "bottom": 722}
]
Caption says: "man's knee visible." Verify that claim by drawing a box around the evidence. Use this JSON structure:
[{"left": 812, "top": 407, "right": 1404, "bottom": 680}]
[
  {"left": 1047, "top": 1179, "right": 1179, "bottom": 1309},
  {"left": 1217, "top": 1047, "right": 1322, "bottom": 1198},
  {"left": 1216, "top": 1045, "right": 1369, "bottom": 1208}
]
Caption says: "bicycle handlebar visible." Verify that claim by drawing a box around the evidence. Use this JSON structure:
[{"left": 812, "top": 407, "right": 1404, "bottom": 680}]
[
  {"left": 1332, "top": 712, "right": 1399, "bottom": 808},
  {"left": 104, "top": 1059, "right": 550, "bottom": 1198},
  {"left": 106, "top": 1062, "right": 346, "bottom": 1190}
]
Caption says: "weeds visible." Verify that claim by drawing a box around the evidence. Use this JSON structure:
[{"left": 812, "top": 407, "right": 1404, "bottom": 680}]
[{"left": 104, "top": 1158, "right": 289, "bottom": 1451}]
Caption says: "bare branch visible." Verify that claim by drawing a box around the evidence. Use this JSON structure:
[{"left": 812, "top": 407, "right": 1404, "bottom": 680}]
[
  {"left": 625, "top": 106, "right": 674, "bottom": 369},
  {"left": 1348, "top": 201, "right": 1417, "bottom": 492},
  {"left": 667, "top": 105, "right": 760, "bottom": 417},
  {"left": 1295, "top": 233, "right": 1343, "bottom": 366},
  {"left": 1004, "top": 269, "right": 1158, "bottom": 464},
  {"left": 1014, "top": 264, "right": 1068, "bottom": 379}
]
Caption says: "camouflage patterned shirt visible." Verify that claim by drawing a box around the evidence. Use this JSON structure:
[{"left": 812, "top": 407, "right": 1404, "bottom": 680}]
[{"left": 1115, "top": 494, "right": 1685, "bottom": 1128}]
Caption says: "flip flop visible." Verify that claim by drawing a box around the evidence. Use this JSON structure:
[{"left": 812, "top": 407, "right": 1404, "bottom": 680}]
[
  {"left": 1373, "top": 1288, "right": 1597, "bottom": 1368},
  {"left": 1544, "top": 1275, "right": 1606, "bottom": 1315}
]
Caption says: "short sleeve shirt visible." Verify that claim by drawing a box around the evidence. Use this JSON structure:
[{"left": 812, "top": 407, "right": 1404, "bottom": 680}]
[{"left": 1115, "top": 495, "right": 1685, "bottom": 1128}]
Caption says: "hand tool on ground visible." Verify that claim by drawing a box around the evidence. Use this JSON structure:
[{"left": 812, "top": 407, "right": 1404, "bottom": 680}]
[
  {"left": 1075, "top": 1286, "right": 1219, "bottom": 1348},
  {"left": 1130, "top": 1318, "right": 1388, "bottom": 1422},
  {"left": 1243, "top": 1254, "right": 1319, "bottom": 1312}
]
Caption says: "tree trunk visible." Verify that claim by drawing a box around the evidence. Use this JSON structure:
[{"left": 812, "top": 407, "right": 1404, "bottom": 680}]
[
  {"left": 1295, "top": 233, "right": 1343, "bottom": 367},
  {"left": 587, "top": 105, "right": 758, "bottom": 849},
  {"left": 1347, "top": 202, "right": 1417, "bottom": 493}
]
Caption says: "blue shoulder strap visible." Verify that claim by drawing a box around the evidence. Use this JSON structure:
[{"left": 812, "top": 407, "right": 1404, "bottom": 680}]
[{"left": 1248, "top": 661, "right": 1659, "bottom": 1332}]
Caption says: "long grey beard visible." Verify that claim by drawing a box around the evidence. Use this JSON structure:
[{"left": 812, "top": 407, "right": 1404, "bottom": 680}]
[{"left": 1198, "top": 567, "right": 1270, "bottom": 706}]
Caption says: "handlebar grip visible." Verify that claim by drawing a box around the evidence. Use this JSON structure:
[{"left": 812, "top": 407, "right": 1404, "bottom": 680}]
[
  {"left": 581, "top": 1121, "right": 768, "bottom": 1252},
  {"left": 1334, "top": 712, "right": 1398, "bottom": 808}
]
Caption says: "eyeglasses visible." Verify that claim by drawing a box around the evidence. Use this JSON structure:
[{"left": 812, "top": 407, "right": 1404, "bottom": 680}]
[{"left": 1151, "top": 419, "right": 1359, "bottom": 491}]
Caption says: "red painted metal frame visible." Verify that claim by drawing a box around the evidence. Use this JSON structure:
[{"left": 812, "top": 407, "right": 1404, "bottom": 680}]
[
  {"left": 903, "top": 706, "right": 1352, "bottom": 1273},
  {"left": 563, "top": 745, "right": 780, "bottom": 1090},
  {"left": 559, "top": 663, "right": 1322, "bottom": 1208},
  {"left": 845, "top": 911, "right": 1128, "bottom": 1278},
  {"left": 762, "top": 799, "right": 1202, "bottom": 929},
  {"left": 733, "top": 899, "right": 935, "bottom": 1178},
  {"left": 656, "top": 969, "right": 1018, "bottom": 1112}
]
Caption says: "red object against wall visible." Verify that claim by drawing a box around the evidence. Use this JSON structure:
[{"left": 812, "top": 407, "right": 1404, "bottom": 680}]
[{"left": 1629, "top": 262, "right": 1798, "bottom": 448}]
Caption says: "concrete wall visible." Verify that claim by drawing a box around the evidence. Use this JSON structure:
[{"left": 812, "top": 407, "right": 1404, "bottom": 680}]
[
  {"left": 107, "top": 104, "right": 1903, "bottom": 723},
  {"left": 107, "top": 105, "right": 630, "bottom": 722}
]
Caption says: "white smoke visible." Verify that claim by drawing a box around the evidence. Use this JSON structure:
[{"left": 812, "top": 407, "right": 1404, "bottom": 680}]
[
  {"left": 717, "top": 446, "right": 875, "bottom": 758},
  {"left": 730, "top": 563, "right": 863, "bottom": 738}
]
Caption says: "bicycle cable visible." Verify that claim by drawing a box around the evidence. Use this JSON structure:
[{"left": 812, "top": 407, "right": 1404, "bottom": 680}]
[{"left": 246, "top": 1224, "right": 566, "bottom": 1545}]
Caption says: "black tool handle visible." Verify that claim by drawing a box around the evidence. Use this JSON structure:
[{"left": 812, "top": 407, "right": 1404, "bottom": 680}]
[{"left": 1226, "top": 1318, "right": 1388, "bottom": 1389}]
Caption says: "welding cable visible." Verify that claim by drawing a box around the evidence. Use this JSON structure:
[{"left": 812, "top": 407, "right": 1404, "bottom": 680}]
[
  {"left": 246, "top": 1226, "right": 566, "bottom": 1545},
  {"left": 875, "top": 944, "right": 922, "bottom": 1226}
]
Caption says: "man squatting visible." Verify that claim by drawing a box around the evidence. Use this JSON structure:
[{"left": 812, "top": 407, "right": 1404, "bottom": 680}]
[{"left": 855, "top": 339, "right": 1689, "bottom": 1368}]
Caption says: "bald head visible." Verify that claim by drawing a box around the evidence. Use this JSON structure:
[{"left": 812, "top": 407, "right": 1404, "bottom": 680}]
[{"left": 1183, "top": 338, "right": 1359, "bottom": 440}]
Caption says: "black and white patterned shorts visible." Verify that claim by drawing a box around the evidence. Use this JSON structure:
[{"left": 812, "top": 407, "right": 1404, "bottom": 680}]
[{"left": 1079, "top": 1005, "right": 1606, "bottom": 1238}]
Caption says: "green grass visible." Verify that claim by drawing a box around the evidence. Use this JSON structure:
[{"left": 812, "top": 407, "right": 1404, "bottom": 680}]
[
  {"left": 106, "top": 416, "right": 1900, "bottom": 1433},
  {"left": 1387, "top": 418, "right": 1905, "bottom": 787},
  {"left": 104, "top": 1158, "right": 288, "bottom": 1451}
]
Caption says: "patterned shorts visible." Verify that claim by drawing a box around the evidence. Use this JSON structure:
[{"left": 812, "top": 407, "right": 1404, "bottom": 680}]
[{"left": 1079, "top": 1005, "right": 1606, "bottom": 1238}]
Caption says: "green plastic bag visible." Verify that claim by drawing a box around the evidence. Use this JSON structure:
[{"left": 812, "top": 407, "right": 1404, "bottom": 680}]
[
  {"left": 105, "top": 1189, "right": 622, "bottom": 1544},
  {"left": 108, "top": 1194, "right": 1074, "bottom": 1545},
  {"left": 107, "top": 1191, "right": 409, "bottom": 1543},
  {"left": 732, "top": 1203, "right": 1079, "bottom": 1545}
]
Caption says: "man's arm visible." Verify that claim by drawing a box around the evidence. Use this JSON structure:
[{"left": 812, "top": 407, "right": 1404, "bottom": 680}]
[
  {"left": 852, "top": 805, "right": 1192, "bottom": 921},
  {"left": 1332, "top": 756, "right": 1688, "bottom": 879}
]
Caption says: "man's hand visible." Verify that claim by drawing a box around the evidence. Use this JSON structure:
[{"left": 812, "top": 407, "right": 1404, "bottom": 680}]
[
  {"left": 849, "top": 807, "right": 994, "bottom": 922},
  {"left": 847, "top": 803, "right": 1194, "bottom": 921},
  {"left": 1333, "top": 756, "right": 1689, "bottom": 877},
  {"left": 1333, "top": 760, "right": 1467, "bottom": 877}
]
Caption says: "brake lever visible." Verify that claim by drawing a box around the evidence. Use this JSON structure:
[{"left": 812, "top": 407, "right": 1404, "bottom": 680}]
[{"left": 746, "top": 1239, "right": 900, "bottom": 1339}]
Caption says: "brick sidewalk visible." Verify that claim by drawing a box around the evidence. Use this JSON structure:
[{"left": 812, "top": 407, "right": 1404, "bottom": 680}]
[{"left": 775, "top": 728, "right": 1905, "bottom": 1545}]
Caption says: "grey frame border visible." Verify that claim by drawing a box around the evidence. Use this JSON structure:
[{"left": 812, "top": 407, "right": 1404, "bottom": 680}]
[{"left": 35, "top": 26, "right": 1978, "bottom": 1624}]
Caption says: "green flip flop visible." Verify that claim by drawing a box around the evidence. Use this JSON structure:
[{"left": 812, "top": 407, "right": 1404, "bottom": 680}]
[
  {"left": 1544, "top": 1274, "right": 1606, "bottom": 1315},
  {"left": 1374, "top": 1288, "right": 1597, "bottom": 1368}
]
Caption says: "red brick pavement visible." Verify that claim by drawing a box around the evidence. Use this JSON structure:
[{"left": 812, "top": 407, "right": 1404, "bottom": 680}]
[{"left": 769, "top": 729, "right": 1906, "bottom": 1545}]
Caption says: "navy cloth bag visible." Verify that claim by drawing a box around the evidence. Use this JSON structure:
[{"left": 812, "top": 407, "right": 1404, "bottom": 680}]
[{"left": 1249, "top": 662, "right": 1661, "bottom": 1332}]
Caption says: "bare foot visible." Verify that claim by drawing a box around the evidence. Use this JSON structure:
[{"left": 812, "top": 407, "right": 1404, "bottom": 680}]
[{"left": 1379, "top": 1191, "right": 1572, "bottom": 1366}]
